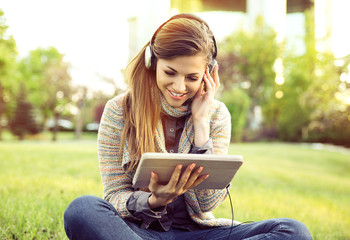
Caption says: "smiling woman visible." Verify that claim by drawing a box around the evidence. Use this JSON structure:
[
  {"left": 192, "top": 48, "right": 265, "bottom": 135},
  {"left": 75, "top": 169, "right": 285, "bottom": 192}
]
[
  {"left": 63, "top": 13, "right": 312, "bottom": 240},
  {"left": 156, "top": 55, "right": 206, "bottom": 108}
]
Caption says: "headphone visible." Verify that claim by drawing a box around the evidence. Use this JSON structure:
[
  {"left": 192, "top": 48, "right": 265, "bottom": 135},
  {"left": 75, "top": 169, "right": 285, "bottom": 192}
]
[{"left": 144, "top": 13, "right": 218, "bottom": 73}]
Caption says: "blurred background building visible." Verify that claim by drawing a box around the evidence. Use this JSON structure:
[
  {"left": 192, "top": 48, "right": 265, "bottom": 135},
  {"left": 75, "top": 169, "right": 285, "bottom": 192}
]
[{"left": 128, "top": 0, "right": 350, "bottom": 60}]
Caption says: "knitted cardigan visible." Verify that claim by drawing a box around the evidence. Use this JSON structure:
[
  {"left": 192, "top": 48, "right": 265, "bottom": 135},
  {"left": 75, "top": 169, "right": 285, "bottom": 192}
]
[{"left": 98, "top": 94, "right": 233, "bottom": 228}]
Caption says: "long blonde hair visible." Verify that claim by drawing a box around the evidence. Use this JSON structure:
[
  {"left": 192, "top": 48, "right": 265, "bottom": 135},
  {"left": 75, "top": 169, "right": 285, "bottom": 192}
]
[{"left": 121, "top": 15, "right": 216, "bottom": 171}]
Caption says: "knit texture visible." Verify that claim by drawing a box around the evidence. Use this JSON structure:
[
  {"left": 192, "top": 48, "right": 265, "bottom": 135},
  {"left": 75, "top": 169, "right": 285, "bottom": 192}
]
[{"left": 98, "top": 93, "right": 233, "bottom": 227}]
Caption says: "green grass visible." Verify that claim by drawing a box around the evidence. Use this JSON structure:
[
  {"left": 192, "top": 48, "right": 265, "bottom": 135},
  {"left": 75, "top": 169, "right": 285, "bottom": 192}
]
[
  {"left": 0, "top": 134, "right": 102, "bottom": 240},
  {"left": 0, "top": 137, "right": 349, "bottom": 239},
  {"left": 213, "top": 143, "right": 350, "bottom": 240}
]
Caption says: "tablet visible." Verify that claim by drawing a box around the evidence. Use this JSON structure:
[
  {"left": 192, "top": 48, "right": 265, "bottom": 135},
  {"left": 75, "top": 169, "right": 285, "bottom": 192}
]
[{"left": 132, "top": 153, "right": 243, "bottom": 189}]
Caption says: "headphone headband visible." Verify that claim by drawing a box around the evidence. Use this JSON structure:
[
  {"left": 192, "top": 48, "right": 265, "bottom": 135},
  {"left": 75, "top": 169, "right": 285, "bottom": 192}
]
[
  {"left": 145, "top": 13, "right": 217, "bottom": 70},
  {"left": 150, "top": 13, "right": 217, "bottom": 59}
]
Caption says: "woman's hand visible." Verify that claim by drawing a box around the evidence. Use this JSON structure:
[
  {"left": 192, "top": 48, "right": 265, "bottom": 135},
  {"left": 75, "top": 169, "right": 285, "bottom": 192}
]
[
  {"left": 191, "top": 64, "right": 220, "bottom": 147},
  {"left": 147, "top": 163, "right": 209, "bottom": 209},
  {"left": 191, "top": 65, "right": 220, "bottom": 122}
]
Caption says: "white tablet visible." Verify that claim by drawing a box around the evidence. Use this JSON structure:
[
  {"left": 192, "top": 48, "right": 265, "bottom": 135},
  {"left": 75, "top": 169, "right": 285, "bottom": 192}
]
[{"left": 132, "top": 152, "right": 243, "bottom": 189}]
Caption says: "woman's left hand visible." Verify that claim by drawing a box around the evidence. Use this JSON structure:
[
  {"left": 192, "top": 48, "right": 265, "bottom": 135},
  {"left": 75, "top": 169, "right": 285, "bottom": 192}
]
[
  {"left": 190, "top": 64, "right": 219, "bottom": 148},
  {"left": 191, "top": 64, "right": 220, "bottom": 122}
]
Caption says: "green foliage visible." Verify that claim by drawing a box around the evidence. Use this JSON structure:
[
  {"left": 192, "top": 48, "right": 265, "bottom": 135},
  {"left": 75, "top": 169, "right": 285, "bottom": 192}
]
[
  {"left": 17, "top": 47, "right": 72, "bottom": 131},
  {"left": 265, "top": 10, "right": 317, "bottom": 141},
  {"left": 301, "top": 53, "right": 350, "bottom": 146},
  {"left": 0, "top": 9, "right": 18, "bottom": 139},
  {"left": 218, "top": 16, "right": 280, "bottom": 132},
  {"left": 264, "top": 9, "right": 350, "bottom": 145},
  {"left": 263, "top": 51, "right": 314, "bottom": 141},
  {"left": 305, "top": 106, "right": 350, "bottom": 147},
  {"left": 218, "top": 10, "right": 350, "bottom": 146},
  {"left": 221, "top": 88, "right": 250, "bottom": 142},
  {"left": 219, "top": 17, "right": 279, "bottom": 105},
  {"left": 0, "top": 9, "right": 17, "bottom": 79}
]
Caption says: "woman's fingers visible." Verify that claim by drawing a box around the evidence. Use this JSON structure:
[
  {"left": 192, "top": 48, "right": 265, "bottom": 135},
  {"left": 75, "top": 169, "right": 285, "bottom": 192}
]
[
  {"left": 148, "top": 163, "right": 210, "bottom": 207},
  {"left": 190, "top": 173, "right": 210, "bottom": 189},
  {"left": 167, "top": 163, "right": 208, "bottom": 192},
  {"left": 182, "top": 166, "right": 203, "bottom": 189},
  {"left": 209, "top": 64, "right": 220, "bottom": 93},
  {"left": 203, "top": 67, "right": 219, "bottom": 96},
  {"left": 167, "top": 164, "right": 183, "bottom": 189},
  {"left": 203, "top": 69, "right": 213, "bottom": 91},
  {"left": 176, "top": 163, "right": 196, "bottom": 190},
  {"left": 148, "top": 171, "right": 159, "bottom": 191},
  {"left": 212, "top": 64, "right": 220, "bottom": 91}
]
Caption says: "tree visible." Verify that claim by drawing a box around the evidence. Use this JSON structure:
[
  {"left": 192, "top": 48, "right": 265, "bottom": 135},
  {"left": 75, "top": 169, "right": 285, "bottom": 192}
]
[
  {"left": 9, "top": 84, "right": 39, "bottom": 140},
  {"left": 264, "top": 9, "right": 350, "bottom": 146},
  {"left": 301, "top": 53, "right": 350, "bottom": 146},
  {"left": 218, "top": 16, "right": 280, "bottom": 133},
  {"left": 0, "top": 9, "right": 17, "bottom": 140},
  {"left": 18, "top": 47, "right": 72, "bottom": 141},
  {"left": 220, "top": 88, "right": 250, "bottom": 142}
]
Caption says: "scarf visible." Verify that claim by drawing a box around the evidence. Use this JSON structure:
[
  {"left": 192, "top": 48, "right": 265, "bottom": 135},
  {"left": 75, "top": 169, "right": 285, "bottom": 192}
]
[{"left": 122, "top": 95, "right": 194, "bottom": 170}]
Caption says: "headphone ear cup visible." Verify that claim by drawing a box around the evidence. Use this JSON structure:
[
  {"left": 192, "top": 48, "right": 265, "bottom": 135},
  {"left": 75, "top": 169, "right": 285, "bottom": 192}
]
[
  {"left": 145, "top": 45, "right": 152, "bottom": 69},
  {"left": 151, "top": 54, "right": 157, "bottom": 71},
  {"left": 208, "top": 59, "right": 217, "bottom": 74},
  {"left": 145, "top": 45, "right": 157, "bottom": 71}
]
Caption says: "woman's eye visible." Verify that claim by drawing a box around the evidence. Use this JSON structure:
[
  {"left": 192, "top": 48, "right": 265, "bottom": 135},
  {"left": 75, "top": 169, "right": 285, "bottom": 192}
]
[
  {"left": 187, "top": 76, "right": 199, "bottom": 81},
  {"left": 164, "top": 71, "right": 175, "bottom": 76}
]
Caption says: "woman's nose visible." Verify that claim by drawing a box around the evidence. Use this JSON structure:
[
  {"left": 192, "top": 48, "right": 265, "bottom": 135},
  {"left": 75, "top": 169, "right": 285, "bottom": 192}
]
[{"left": 172, "top": 77, "right": 186, "bottom": 92}]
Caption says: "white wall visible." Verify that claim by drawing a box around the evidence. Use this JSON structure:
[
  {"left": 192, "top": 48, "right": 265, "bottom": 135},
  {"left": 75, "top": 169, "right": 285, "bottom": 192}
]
[{"left": 127, "top": 0, "right": 171, "bottom": 60}]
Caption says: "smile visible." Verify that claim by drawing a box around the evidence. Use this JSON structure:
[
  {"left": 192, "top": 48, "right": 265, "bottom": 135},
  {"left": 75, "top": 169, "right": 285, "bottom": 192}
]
[{"left": 168, "top": 90, "right": 187, "bottom": 99}]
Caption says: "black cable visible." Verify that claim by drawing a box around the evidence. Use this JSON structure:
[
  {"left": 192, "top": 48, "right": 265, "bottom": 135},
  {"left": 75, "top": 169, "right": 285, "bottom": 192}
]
[
  {"left": 199, "top": 186, "right": 233, "bottom": 240},
  {"left": 199, "top": 186, "right": 255, "bottom": 240},
  {"left": 226, "top": 186, "right": 234, "bottom": 240}
]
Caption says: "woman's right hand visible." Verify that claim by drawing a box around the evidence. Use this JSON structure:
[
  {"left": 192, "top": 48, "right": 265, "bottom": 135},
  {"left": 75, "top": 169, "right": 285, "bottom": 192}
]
[{"left": 147, "top": 163, "right": 209, "bottom": 209}]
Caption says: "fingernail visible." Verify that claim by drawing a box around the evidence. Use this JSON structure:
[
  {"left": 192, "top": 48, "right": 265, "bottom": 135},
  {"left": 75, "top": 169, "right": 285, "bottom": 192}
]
[
  {"left": 197, "top": 167, "right": 203, "bottom": 173},
  {"left": 178, "top": 165, "right": 183, "bottom": 170},
  {"left": 190, "top": 163, "right": 195, "bottom": 170},
  {"left": 204, "top": 174, "right": 209, "bottom": 179},
  {"left": 151, "top": 171, "right": 155, "bottom": 178}
]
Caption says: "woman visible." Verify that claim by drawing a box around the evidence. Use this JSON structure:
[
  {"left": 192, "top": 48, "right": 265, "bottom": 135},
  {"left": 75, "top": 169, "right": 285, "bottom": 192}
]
[{"left": 64, "top": 13, "right": 312, "bottom": 240}]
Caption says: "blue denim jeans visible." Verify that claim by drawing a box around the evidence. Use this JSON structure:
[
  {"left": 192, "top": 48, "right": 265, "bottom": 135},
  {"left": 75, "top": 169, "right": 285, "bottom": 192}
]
[{"left": 64, "top": 195, "right": 312, "bottom": 240}]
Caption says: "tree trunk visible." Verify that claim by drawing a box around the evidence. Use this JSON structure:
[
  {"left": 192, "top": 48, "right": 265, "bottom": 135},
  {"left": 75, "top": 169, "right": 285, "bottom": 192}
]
[
  {"left": 52, "top": 112, "right": 59, "bottom": 141},
  {"left": 0, "top": 85, "right": 5, "bottom": 141},
  {"left": 75, "top": 99, "right": 84, "bottom": 140}
]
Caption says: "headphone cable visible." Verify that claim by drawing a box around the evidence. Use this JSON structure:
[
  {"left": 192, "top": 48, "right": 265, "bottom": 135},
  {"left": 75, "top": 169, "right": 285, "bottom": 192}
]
[{"left": 226, "top": 186, "right": 234, "bottom": 240}]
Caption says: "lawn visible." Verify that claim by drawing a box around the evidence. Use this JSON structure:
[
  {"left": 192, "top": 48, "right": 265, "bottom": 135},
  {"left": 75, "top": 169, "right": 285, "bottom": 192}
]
[
  {"left": 214, "top": 143, "right": 350, "bottom": 240},
  {"left": 0, "top": 135, "right": 349, "bottom": 239}
]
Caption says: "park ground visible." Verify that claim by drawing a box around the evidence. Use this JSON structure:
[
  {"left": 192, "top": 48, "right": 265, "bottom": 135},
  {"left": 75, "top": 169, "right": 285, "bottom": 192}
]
[{"left": 0, "top": 132, "right": 349, "bottom": 240}]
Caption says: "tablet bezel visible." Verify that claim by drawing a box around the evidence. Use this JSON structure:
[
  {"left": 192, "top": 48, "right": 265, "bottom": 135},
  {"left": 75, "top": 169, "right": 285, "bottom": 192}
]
[{"left": 132, "top": 153, "right": 243, "bottom": 189}]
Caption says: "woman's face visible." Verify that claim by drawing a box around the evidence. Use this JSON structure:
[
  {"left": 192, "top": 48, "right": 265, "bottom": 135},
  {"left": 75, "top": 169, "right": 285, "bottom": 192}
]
[{"left": 156, "top": 54, "right": 207, "bottom": 108}]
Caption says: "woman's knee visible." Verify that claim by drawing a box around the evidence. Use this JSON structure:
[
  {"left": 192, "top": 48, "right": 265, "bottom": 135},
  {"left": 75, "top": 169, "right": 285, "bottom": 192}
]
[
  {"left": 64, "top": 196, "right": 135, "bottom": 240},
  {"left": 279, "top": 218, "right": 312, "bottom": 240},
  {"left": 64, "top": 195, "right": 104, "bottom": 225}
]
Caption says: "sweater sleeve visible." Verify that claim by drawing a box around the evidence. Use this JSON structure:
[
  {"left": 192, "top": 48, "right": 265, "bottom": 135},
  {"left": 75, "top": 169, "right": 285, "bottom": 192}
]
[
  {"left": 98, "top": 96, "right": 137, "bottom": 220},
  {"left": 185, "top": 101, "right": 232, "bottom": 212}
]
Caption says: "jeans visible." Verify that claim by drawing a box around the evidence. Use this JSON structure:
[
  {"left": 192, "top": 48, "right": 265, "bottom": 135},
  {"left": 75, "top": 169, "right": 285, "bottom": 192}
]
[{"left": 64, "top": 195, "right": 312, "bottom": 240}]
